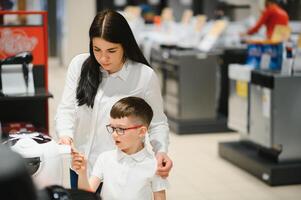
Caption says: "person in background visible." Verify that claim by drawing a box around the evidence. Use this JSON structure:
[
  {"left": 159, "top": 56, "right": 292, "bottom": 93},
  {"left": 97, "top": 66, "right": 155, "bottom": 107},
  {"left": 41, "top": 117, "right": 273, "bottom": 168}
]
[
  {"left": 241, "top": 0, "right": 289, "bottom": 39},
  {"left": 72, "top": 96, "right": 168, "bottom": 200},
  {"left": 55, "top": 9, "right": 172, "bottom": 188}
]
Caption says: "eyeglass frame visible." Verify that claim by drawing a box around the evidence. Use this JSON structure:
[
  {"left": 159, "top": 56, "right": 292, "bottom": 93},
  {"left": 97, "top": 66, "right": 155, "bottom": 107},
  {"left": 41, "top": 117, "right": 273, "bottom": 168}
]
[{"left": 106, "top": 124, "right": 144, "bottom": 135}]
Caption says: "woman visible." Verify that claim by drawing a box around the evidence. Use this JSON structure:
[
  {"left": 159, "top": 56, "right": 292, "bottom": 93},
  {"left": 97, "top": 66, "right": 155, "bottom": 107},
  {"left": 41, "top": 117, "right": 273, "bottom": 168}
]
[{"left": 55, "top": 9, "right": 172, "bottom": 187}]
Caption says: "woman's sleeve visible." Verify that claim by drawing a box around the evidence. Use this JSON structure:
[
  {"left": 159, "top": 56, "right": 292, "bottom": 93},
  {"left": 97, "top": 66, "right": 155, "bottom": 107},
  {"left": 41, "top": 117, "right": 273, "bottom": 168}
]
[
  {"left": 55, "top": 55, "right": 82, "bottom": 139},
  {"left": 151, "top": 175, "right": 169, "bottom": 192},
  {"left": 144, "top": 71, "right": 170, "bottom": 153}
]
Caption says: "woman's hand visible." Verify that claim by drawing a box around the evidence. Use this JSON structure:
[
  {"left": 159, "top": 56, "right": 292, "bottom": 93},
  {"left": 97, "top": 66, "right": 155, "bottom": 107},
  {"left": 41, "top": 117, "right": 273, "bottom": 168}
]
[
  {"left": 58, "top": 136, "right": 73, "bottom": 146},
  {"left": 156, "top": 152, "right": 173, "bottom": 178},
  {"left": 71, "top": 150, "right": 87, "bottom": 175}
]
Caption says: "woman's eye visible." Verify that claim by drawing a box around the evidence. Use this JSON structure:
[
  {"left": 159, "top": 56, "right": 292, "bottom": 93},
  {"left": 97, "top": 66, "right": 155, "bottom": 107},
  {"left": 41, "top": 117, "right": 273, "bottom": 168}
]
[
  {"left": 108, "top": 50, "right": 116, "bottom": 53},
  {"left": 93, "top": 48, "right": 100, "bottom": 52}
]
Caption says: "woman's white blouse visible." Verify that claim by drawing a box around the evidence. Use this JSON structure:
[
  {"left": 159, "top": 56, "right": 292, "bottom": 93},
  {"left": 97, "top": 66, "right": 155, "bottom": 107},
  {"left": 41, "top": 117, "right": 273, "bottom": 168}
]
[{"left": 55, "top": 53, "right": 169, "bottom": 171}]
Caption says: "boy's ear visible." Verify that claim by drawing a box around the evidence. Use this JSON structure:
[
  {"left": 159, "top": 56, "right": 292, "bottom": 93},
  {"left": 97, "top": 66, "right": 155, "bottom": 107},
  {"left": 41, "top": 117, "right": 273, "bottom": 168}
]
[{"left": 138, "top": 126, "right": 147, "bottom": 137}]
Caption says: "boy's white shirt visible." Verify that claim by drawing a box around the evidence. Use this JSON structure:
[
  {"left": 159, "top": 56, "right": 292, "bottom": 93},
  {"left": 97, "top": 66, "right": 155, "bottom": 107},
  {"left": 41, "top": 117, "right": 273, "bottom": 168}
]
[{"left": 92, "top": 147, "right": 168, "bottom": 200}]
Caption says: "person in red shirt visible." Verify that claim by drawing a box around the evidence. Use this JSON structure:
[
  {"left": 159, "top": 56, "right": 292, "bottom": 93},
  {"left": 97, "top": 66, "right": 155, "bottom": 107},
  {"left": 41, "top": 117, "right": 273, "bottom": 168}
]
[{"left": 243, "top": 0, "right": 289, "bottom": 39}]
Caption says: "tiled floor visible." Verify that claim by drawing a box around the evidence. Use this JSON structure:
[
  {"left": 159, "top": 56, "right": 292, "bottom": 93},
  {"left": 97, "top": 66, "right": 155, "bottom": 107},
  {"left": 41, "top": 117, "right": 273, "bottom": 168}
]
[{"left": 48, "top": 58, "right": 301, "bottom": 200}]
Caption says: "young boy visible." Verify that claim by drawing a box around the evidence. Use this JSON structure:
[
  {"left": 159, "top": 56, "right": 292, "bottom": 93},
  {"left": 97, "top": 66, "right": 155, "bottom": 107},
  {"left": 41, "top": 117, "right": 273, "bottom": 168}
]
[{"left": 72, "top": 96, "right": 168, "bottom": 200}]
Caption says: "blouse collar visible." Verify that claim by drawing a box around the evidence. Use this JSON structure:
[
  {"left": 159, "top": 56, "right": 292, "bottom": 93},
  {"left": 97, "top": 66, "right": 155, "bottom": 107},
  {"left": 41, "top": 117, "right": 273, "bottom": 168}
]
[{"left": 101, "top": 60, "right": 130, "bottom": 81}]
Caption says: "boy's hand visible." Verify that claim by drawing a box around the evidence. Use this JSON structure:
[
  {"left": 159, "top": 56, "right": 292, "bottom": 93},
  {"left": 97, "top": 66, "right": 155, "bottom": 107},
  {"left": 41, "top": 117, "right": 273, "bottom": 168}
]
[
  {"left": 156, "top": 152, "right": 173, "bottom": 178},
  {"left": 71, "top": 150, "right": 87, "bottom": 175}
]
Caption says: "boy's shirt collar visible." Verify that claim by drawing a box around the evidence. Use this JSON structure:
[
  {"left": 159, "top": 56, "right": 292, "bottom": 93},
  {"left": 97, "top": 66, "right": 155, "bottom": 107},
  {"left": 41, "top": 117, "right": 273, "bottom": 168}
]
[{"left": 116, "top": 147, "right": 149, "bottom": 162}]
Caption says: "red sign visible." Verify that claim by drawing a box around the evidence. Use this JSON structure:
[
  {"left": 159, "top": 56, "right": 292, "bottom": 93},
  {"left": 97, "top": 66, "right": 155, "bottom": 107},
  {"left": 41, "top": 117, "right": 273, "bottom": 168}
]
[{"left": 0, "top": 26, "right": 46, "bottom": 65}]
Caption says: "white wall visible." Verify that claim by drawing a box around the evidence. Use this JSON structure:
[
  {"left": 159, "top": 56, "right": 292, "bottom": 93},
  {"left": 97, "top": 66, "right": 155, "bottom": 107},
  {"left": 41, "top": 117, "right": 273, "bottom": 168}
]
[{"left": 61, "top": 0, "right": 96, "bottom": 66}]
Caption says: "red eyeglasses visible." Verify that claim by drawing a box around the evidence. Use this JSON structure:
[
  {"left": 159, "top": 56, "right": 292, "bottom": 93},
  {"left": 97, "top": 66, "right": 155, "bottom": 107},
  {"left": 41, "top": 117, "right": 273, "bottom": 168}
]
[{"left": 106, "top": 124, "right": 143, "bottom": 135}]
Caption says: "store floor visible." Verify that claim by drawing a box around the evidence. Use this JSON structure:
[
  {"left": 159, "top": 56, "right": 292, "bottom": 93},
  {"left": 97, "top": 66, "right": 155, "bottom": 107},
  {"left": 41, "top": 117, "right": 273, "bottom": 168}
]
[{"left": 48, "top": 58, "right": 301, "bottom": 200}]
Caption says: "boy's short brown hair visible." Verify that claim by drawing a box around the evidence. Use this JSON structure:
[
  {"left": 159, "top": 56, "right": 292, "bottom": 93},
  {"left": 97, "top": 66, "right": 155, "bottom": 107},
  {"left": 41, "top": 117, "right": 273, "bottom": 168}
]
[{"left": 110, "top": 97, "right": 153, "bottom": 127}]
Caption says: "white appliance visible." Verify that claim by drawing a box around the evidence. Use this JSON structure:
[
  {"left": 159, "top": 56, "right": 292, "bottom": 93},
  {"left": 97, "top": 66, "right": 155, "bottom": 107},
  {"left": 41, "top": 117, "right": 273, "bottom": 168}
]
[{"left": 3, "top": 132, "right": 71, "bottom": 189}]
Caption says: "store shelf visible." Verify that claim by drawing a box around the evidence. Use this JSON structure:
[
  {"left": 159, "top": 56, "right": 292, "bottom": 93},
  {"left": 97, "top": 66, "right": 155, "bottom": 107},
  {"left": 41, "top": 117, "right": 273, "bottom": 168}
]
[
  {"left": 219, "top": 141, "right": 301, "bottom": 186},
  {"left": 0, "top": 11, "right": 51, "bottom": 133},
  {"left": 0, "top": 88, "right": 53, "bottom": 101}
]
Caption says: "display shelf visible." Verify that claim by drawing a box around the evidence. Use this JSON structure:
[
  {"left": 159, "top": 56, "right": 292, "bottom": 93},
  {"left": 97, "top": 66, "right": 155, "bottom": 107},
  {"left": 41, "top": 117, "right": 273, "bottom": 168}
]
[
  {"left": 0, "top": 11, "right": 51, "bottom": 133},
  {"left": 0, "top": 88, "right": 53, "bottom": 101},
  {"left": 219, "top": 141, "right": 301, "bottom": 186}
]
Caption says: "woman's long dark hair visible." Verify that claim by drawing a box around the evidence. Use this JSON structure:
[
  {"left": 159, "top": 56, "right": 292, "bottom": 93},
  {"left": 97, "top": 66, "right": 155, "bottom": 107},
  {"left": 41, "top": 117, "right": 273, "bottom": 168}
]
[{"left": 76, "top": 9, "right": 150, "bottom": 108}]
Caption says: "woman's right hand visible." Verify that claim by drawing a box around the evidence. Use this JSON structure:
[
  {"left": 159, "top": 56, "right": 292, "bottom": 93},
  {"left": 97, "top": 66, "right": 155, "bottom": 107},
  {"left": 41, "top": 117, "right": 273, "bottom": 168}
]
[{"left": 58, "top": 136, "right": 73, "bottom": 146}]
